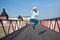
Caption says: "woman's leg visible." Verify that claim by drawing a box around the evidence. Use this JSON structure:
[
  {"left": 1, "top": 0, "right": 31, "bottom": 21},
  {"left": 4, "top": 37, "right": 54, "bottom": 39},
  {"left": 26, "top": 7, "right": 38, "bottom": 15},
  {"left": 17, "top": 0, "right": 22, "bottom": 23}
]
[
  {"left": 33, "top": 19, "right": 38, "bottom": 30},
  {"left": 30, "top": 19, "right": 38, "bottom": 30},
  {"left": 30, "top": 19, "right": 34, "bottom": 24},
  {"left": 34, "top": 19, "right": 38, "bottom": 26},
  {"left": 30, "top": 19, "right": 35, "bottom": 30},
  {"left": 30, "top": 19, "right": 38, "bottom": 25}
]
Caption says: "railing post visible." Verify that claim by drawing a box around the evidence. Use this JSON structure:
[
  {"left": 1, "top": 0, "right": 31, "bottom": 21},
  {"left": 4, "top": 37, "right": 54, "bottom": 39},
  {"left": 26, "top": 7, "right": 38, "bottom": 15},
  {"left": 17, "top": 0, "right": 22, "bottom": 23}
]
[
  {"left": 11, "top": 20, "right": 15, "bottom": 32},
  {"left": 26, "top": 20, "right": 28, "bottom": 26},
  {"left": 0, "top": 20, "right": 6, "bottom": 36},
  {"left": 55, "top": 19, "right": 60, "bottom": 32}
]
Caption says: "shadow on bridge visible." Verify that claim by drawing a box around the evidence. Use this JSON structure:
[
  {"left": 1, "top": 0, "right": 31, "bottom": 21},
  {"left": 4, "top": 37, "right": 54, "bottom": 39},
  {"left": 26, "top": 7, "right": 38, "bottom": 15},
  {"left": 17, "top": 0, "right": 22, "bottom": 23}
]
[{"left": 38, "top": 30, "right": 47, "bottom": 35}]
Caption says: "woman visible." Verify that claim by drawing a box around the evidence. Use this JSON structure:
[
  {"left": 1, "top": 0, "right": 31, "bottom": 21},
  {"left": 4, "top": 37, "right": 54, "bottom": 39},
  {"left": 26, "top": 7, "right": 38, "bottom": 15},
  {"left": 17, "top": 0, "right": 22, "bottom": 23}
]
[{"left": 30, "top": 7, "right": 39, "bottom": 30}]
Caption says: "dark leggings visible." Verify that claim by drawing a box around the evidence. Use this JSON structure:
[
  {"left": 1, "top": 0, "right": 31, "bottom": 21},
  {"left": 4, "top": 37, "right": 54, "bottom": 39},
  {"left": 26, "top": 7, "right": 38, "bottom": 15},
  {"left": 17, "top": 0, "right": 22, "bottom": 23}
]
[{"left": 30, "top": 19, "right": 38, "bottom": 26}]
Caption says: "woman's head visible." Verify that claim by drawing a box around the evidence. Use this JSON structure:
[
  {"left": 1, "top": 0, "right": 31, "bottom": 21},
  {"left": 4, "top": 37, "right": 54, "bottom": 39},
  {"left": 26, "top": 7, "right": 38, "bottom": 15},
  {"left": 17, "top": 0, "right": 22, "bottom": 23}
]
[{"left": 33, "top": 7, "right": 38, "bottom": 12}]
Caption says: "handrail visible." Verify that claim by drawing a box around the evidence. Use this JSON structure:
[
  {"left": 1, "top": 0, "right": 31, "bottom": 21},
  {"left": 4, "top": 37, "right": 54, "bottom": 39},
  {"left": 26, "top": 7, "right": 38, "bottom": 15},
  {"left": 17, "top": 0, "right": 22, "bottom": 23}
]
[
  {"left": 40, "top": 17, "right": 60, "bottom": 33},
  {"left": 0, "top": 19, "right": 29, "bottom": 38}
]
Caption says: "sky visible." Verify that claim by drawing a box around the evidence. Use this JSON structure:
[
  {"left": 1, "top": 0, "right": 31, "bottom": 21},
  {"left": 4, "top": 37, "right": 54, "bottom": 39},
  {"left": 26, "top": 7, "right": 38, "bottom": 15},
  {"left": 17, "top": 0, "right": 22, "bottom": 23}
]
[{"left": 0, "top": 0, "right": 60, "bottom": 20}]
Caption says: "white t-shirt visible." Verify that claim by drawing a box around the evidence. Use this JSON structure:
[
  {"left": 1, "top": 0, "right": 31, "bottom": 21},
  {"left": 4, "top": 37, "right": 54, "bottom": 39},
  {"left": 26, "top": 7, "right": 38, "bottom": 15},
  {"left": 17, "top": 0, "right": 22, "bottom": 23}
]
[{"left": 30, "top": 11, "right": 39, "bottom": 19}]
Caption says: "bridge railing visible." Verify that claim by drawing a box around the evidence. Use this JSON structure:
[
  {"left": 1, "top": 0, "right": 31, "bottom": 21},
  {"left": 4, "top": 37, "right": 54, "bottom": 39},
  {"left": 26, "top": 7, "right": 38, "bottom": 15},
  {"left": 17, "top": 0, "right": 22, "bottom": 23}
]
[
  {"left": 40, "top": 18, "right": 60, "bottom": 33},
  {"left": 0, "top": 19, "right": 29, "bottom": 39}
]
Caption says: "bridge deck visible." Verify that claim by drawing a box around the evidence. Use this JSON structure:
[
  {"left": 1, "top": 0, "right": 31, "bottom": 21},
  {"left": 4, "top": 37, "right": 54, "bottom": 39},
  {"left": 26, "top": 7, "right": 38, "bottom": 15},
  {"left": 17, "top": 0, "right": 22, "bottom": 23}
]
[{"left": 1, "top": 24, "right": 60, "bottom": 40}]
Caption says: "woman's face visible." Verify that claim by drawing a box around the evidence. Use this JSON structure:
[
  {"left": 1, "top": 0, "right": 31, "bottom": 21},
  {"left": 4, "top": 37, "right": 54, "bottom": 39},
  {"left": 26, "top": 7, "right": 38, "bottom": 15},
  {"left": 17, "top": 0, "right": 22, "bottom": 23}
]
[{"left": 33, "top": 8, "right": 38, "bottom": 12}]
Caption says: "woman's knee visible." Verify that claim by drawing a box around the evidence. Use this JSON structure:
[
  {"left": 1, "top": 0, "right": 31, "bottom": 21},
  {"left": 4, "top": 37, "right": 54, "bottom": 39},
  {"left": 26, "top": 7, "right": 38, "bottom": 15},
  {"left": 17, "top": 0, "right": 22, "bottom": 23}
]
[
  {"left": 36, "top": 20, "right": 38, "bottom": 23},
  {"left": 34, "top": 20, "right": 38, "bottom": 25}
]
